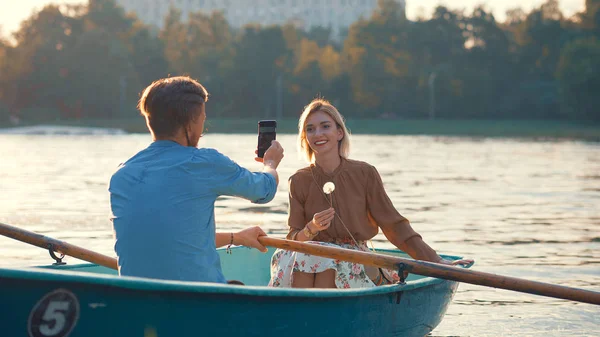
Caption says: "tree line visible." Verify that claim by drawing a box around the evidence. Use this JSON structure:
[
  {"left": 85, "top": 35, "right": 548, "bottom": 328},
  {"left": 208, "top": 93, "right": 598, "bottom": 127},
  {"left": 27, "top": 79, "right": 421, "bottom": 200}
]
[{"left": 0, "top": 0, "right": 599, "bottom": 124}]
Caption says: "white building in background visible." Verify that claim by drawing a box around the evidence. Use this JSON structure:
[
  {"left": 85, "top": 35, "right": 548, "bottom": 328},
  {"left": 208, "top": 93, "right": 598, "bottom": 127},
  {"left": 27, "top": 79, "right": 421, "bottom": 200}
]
[{"left": 116, "top": 0, "right": 406, "bottom": 39}]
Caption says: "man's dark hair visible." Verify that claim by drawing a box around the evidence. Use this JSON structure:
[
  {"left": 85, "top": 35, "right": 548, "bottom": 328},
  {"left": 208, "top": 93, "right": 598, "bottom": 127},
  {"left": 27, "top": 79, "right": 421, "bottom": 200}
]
[{"left": 138, "top": 76, "right": 209, "bottom": 138}]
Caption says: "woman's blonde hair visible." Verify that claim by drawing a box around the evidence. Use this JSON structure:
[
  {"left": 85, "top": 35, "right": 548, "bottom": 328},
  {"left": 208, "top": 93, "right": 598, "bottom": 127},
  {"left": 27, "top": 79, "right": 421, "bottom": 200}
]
[{"left": 297, "top": 98, "right": 351, "bottom": 163}]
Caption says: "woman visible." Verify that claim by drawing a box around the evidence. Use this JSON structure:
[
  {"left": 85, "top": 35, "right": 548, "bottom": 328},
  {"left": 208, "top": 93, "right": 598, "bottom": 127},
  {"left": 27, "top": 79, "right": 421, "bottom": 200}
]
[{"left": 269, "top": 98, "right": 471, "bottom": 289}]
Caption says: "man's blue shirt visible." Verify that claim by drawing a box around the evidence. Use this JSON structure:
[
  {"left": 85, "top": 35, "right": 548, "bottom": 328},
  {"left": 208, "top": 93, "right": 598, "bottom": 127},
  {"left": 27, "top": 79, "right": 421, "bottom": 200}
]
[{"left": 109, "top": 140, "right": 277, "bottom": 283}]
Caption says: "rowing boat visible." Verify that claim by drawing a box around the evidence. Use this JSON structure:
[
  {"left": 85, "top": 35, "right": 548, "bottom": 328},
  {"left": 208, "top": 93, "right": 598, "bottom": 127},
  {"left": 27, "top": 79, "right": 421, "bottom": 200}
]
[
  {"left": 1, "top": 246, "right": 465, "bottom": 337},
  {"left": 3, "top": 221, "right": 598, "bottom": 337}
]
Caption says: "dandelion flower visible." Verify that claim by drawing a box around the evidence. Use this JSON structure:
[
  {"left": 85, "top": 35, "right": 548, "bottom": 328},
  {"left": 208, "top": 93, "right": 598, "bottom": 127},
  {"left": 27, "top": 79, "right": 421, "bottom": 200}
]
[{"left": 323, "top": 182, "right": 335, "bottom": 194}]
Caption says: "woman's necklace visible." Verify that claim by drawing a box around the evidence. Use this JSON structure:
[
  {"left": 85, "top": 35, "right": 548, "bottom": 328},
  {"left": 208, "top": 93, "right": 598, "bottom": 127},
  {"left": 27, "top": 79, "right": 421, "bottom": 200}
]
[{"left": 309, "top": 165, "right": 361, "bottom": 248}]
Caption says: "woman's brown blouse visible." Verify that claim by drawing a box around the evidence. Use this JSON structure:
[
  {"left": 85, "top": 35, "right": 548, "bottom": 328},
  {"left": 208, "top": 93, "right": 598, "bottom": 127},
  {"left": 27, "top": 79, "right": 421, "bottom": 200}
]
[{"left": 286, "top": 158, "right": 420, "bottom": 243}]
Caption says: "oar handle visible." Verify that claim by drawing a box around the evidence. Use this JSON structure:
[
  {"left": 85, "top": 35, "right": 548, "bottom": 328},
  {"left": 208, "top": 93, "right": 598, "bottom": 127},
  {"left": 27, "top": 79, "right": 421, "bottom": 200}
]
[
  {"left": 258, "top": 236, "right": 600, "bottom": 305},
  {"left": 0, "top": 222, "right": 118, "bottom": 270}
]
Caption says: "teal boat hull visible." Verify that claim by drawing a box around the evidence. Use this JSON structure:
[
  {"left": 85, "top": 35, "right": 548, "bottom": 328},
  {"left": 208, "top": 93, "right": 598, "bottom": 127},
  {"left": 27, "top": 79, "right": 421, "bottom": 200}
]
[{"left": 0, "top": 247, "right": 464, "bottom": 337}]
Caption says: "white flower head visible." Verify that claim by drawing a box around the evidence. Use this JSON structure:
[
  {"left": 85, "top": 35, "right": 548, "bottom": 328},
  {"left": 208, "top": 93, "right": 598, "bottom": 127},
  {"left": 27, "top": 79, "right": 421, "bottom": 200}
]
[{"left": 323, "top": 182, "right": 335, "bottom": 194}]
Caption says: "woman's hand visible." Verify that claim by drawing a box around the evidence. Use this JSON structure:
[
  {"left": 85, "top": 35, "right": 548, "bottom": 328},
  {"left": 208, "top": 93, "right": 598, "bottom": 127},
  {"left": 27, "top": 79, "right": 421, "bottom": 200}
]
[
  {"left": 308, "top": 207, "right": 335, "bottom": 233},
  {"left": 233, "top": 226, "right": 268, "bottom": 253},
  {"left": 440, "top": 258, "right": 474, "bottom": 267}
]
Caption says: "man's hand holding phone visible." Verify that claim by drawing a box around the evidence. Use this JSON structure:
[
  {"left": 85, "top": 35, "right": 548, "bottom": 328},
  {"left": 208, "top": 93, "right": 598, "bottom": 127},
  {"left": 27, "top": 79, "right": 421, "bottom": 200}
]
[
  {"left": 256, "top": 140, "right": 284, "bottom": 185},
  {"left": 256, "top": 140, "right": 284, "bottom": 165},
  {"left": 256, "top": 120, "right": 283, "bottom": 184}
]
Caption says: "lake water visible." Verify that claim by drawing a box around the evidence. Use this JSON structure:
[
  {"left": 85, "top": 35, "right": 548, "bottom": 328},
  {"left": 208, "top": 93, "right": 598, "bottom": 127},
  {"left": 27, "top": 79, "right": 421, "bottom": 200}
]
[{"left": 0, "top": 133, "right": 598, "bottom": 336}]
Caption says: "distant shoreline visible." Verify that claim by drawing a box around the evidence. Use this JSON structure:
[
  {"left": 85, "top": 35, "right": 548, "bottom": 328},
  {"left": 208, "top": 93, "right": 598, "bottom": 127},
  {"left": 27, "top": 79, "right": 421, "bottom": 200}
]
[
  {"left": 0, "top": 125, "right": 127, "bottom": 135},
  {"left": 1, "top": 118, "right": 599, "bottom": 142}
]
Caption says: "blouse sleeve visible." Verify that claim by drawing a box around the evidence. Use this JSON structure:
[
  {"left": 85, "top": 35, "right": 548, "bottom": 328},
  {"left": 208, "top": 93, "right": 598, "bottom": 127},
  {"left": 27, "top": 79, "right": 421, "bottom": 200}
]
[
  {"left": 286, "top": 175, "right": 307, "bottom": 240},
  {"left": 366, "top": 165, "right": 421, "bottom": 243}
]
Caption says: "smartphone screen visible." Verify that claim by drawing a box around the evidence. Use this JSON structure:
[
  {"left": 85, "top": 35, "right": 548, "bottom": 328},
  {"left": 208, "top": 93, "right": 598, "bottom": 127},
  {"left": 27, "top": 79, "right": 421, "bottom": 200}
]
[{"left": 257, "top": 120, "right": 277, "bottom": 158}]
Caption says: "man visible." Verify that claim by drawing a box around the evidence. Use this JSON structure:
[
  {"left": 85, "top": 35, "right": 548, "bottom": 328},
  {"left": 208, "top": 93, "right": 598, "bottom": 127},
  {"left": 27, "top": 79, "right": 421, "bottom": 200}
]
[{"left": 109, "top": 76, "right": 284, "bottom": 283}]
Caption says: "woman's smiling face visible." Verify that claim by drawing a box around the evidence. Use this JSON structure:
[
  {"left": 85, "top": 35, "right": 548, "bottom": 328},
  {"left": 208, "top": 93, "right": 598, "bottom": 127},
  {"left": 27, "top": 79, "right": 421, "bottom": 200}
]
[{"left": 304, "top": 111, "right": 343, "bottom": 159}]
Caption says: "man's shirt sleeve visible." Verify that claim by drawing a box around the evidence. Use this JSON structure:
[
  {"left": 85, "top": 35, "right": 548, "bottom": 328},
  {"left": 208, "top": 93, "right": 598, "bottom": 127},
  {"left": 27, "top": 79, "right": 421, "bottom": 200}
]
[{"left": 195, "top": 149, "right": 277, "bottom": 204}]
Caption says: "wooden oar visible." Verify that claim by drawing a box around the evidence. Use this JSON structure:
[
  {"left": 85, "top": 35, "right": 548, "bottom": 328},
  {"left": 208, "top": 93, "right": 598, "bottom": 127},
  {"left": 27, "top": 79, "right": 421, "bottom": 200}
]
[
  {"left": 2, "top": 222, "right": 598, "bottom": 305},
  {"left": 258, "top": 236, "right": 600, "bottom": 305},
  {"left": 0, "top": 222, "right": 118, "bottom": 270}
]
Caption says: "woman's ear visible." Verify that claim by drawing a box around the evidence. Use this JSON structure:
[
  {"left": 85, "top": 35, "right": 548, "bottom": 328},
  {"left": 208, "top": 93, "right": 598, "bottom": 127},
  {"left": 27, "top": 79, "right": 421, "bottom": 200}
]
[{"left": 337, "top": 128, "right": 344, "bottom": 141}]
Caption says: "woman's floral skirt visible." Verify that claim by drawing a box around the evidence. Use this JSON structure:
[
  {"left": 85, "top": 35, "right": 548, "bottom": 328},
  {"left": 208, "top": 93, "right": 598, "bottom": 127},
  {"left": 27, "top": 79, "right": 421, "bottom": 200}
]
[{"left": 268, "top": 239, "right": 401, "bottom": 288}]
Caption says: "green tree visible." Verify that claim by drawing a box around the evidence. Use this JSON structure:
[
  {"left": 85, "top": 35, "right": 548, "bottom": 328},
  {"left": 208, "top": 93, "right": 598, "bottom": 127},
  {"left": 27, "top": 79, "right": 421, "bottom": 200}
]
[
  {"left": 283, "top": 38, "right": 330, "bottom": 111},
  {"left": 581, "top": 0, "right": 600, "bottom": 33},
  {"left": 128, "top": 21, "right": 169, "bottom": 88},
  {"left": 159, "top": 7, "right": 187, "bottom": 75},
  {"left": 406, "top": 6, "right": 467, "bottom": 118},
  {"left": 459, "top": 6, "right": 513, "bottom": 117},
  {"left": 342, "top": 0, "right": 416, "bottom": 117},
  {"left": 4, "top": 0, "right": 159, "bottom": 121},
  {"left": 185, "top": 10, "right": 235, "bottom": 108},
  {"left": 556, "top": 37, "right": 600, "bottom": 120},
  {"left": 68, "top": 0, "right": 143, "bottom": 118},
  {"left": 0, "top": 32, "right": 12, "bottom": 122},
  {"left": 304, "top": 26, "right": 333, "bottom": 48},
  {"left": 225, "top": 25, "right": 287, "bottom": 118},
  {"left": 8, "top": 5, "right": 86, "bottom": 120},
  {"left": 514, "top": 0, "right": 566, "bottom": 79},
  {"left": 2, "top": 0, "right": 598, "bottom": 124},
  {"left": 277, "top": 24, "right": 344, "bottom": 117},
  {"left": 87, "top": 0, "right": 133, "bottom": 34},
  {"left": 505, "top": 0, "right": 568, "bottom": 118},
  {"left": 158, "top": 8, "right": 235, "bottom": 115}
]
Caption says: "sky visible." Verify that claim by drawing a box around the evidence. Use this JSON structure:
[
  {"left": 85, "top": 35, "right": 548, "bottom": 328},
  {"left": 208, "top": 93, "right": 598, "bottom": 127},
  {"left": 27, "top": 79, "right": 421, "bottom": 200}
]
[{"left": 0, "top": 0, "right": 586, "bottom": 37}]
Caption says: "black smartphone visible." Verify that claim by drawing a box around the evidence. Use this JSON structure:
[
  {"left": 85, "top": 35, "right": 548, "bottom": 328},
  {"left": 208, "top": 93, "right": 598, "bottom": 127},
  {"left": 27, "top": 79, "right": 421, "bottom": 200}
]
[{"left": 257, "top": 120, "right": 277, "bottom": 158}]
